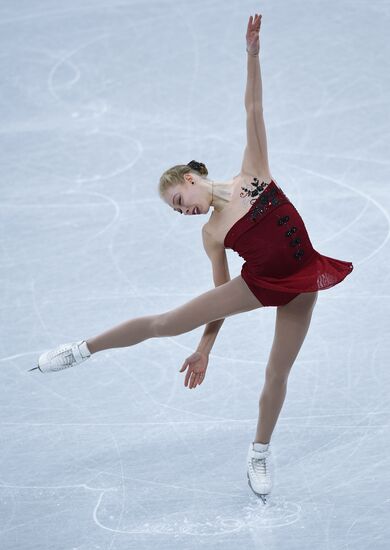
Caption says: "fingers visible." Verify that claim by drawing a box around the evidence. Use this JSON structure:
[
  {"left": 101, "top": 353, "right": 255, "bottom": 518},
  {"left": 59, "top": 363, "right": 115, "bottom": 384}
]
[
  {"left": 179, "top": 360, "right": 188, "bottom": 372},
  {"left": 184, "top": 369, "right": 191, "bottom": 386},
  {"left": 189, "top": 372, "right": 202, "bottom": 389},
  {"left": 248, "top": 13, "right": 262, "bottom": 28},
  {"left": 185, "top": 369, "right": 198, "bottom": 388},
  {"left": 179, "top": 358, "right": 206, "bottom": 389},
  {"left": 180, "top": 361, "right": 201, "bottom": 387},
  {"left": 184, "top": 370, "right": 204, "bottom": 389}
]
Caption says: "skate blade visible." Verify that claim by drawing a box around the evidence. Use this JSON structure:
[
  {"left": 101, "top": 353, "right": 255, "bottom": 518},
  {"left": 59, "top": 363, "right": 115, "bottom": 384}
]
[
  {"left": 28, "top": 366, "right": 41, "bottom": 372},
  {"left": 247, "top": 475, "right": 268, "bottom": 504}
]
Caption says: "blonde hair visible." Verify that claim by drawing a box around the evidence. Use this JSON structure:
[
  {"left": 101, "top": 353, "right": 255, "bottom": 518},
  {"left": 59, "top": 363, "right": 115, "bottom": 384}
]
[{"left": 158, "top": 160, "right": 208, "bottom": 200}]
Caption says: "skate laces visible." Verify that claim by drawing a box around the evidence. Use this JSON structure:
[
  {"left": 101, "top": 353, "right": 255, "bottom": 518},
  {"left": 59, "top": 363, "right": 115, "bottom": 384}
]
[
  {"left": 50, "top": 345, "right": 76, "bottom": 366},
  {"left": 250, "top": 451, "right": 271, "bottom": 479}
]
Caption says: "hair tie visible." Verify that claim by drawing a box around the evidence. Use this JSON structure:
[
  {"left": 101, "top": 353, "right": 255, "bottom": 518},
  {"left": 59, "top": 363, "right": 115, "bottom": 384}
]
[{"left": 187, "top": 160, "right": 205, "bottom": 174}]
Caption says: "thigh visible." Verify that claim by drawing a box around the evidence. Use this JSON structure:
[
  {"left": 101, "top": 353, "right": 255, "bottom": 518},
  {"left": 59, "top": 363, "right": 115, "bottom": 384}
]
[
  {"left": 266, "top": 291, "right": 318, "bottom": 378},
  {"left": 278, "top": 290, "right": 318, "bottom": 317},
  {"left": 157, "top": 275, "right": 264, "bottom": 336}
]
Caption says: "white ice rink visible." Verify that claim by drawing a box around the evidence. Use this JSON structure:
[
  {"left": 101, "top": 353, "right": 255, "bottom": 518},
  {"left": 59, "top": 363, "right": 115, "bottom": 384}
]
[{"left": 1, "top": 0, "right": 390, "bottom": 548}]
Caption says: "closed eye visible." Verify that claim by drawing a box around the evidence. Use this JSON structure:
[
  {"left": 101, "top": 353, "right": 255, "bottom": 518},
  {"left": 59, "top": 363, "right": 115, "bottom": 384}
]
[{"left": 174, "top": 195, "right": 183, "bottom": 214}]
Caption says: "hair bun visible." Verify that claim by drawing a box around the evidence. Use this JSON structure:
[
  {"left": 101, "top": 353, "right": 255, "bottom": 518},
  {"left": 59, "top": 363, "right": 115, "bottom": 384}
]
[{"left": 187, "top": 160, "right": 208, "bottom": 176}]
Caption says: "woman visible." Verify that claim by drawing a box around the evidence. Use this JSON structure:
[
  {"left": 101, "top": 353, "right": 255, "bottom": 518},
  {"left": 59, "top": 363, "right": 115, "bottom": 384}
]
[{"left": 29, "top": 13, "right": 353, "bottom": 500}]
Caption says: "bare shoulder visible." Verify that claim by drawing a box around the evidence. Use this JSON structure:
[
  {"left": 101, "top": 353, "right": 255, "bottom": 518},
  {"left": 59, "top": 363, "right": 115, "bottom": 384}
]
[
  {"left": 202, "top": 209, "right": 221, "bottom": 240},
  {"left": 201, "top": 219, "right": 226, "bottom": 260},
  {"left": 201, "top": 172, "right": 275, "bottom": 254}
]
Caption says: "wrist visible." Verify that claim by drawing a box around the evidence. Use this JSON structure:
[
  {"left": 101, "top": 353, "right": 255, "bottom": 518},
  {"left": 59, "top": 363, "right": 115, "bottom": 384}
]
[
  {"left": 246, "top": 47, "right": 259, "bottom": 57},
  {"left": 196, "top": 345, "right": 211, "bottom": 356}
]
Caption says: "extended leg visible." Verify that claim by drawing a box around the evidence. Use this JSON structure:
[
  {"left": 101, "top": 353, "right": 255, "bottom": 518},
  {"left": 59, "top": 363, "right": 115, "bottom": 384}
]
[
  {"left": 86, "top": 275, "right": 263, "bottom": 354},
  {"left": 254, "top": 291, "right": 318, "bottom": 443}
]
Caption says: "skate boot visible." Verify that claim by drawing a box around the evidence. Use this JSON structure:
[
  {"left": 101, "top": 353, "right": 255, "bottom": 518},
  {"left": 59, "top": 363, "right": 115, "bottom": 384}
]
[
  {"left": 29, "top": 340, "right": 91, "bottom": 373},
  {"left": 246, "top": 442, "right": 273, "bottom": 498}
]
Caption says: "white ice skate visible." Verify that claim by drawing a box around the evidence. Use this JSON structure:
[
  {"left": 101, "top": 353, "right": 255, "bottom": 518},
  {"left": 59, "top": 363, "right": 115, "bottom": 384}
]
[
  {"left": 29, "top": 340, "right": 91, "bottom": 373},
  {"left": 246, "top": 442, "right": 273, "bottom": 501}
]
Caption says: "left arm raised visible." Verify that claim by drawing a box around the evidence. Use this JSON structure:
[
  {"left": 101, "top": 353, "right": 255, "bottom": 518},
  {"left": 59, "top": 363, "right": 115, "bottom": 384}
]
[{"left": 240, "top": 14, "right": 272, "bottom": 181}]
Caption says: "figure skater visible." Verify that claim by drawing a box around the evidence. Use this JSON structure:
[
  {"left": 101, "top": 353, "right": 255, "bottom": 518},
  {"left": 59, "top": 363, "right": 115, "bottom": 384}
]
[{"left": 29, "top": 13, "right": 353, "bottom": 500}]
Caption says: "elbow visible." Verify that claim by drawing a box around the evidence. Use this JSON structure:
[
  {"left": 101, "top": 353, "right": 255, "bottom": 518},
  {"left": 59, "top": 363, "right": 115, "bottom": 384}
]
[
  {"left": 212, "top": 264, "right": 231, "bottom": 286},
  {"left": 246, "top": 103, "right": 263, "bottom": 115},
  {"left": 214, "top": 277, "right": 231, "bottom": 287}
]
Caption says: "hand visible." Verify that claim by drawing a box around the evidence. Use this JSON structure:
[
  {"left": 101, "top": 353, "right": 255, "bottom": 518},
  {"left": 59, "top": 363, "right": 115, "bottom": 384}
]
[
  {"left": 179, "top": 351, "right": 209, "bottom": 389},
  {"left": 246, "top": 13, "right": 262, "bottom": 56}
]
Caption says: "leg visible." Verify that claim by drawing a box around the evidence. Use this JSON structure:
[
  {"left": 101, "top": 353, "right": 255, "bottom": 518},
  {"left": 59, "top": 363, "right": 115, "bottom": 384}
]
[
  {"left": 86, "top": 275, "right": 263, "bottom": 354},
  {"left": 254, "top": 291, "right": 318, "bottom": 443}
]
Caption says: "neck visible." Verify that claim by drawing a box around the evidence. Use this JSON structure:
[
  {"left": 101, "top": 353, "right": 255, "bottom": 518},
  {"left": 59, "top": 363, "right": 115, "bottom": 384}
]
[{"left": 209, "top": 178, "right": 235, "bottom": 211}]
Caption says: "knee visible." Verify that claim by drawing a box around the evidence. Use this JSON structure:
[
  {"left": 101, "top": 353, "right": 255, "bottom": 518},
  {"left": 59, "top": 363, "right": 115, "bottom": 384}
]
[
  {"left": 264, "top": 365, "right": 291, "bottom": 387},
  {"left": 152, "top": 313, "right": 179, "bottom": 338},
  {"left": 152, "top": 314, "right": 166, "bottom": 337}
]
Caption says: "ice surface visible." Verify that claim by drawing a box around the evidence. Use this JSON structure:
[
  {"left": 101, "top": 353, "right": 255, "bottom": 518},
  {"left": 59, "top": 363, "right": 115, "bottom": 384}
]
[{"left": 1, "top": 0, "right": 389, "bottom": 548}]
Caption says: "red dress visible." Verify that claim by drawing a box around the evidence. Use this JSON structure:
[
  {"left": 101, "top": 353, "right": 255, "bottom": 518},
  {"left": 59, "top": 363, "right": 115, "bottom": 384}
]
[{"left": 224, "top": 179, "right": 354, "bottom": 306}]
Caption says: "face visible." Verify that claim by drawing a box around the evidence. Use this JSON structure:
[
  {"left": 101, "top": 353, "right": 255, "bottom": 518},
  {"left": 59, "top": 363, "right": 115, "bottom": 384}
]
[{"left": 165, "top": 174, "right": 210, "bottom": 216}]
